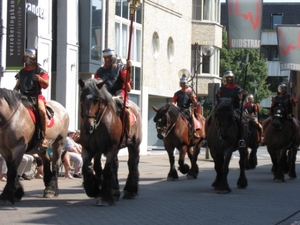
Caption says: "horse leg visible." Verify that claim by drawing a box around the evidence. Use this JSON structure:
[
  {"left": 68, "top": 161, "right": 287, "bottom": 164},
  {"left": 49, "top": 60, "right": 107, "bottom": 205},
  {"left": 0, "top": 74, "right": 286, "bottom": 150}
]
[
  {"left": 248, "top": 145, "right": 258, "bottom": 169},
  {"left": 97, "top": 149, "right": 118, "bottom": 206},
  {"left": 123, "top": 145, "right": 140, "bottom": 199},
  {"left": 274, "top": 149, "right": 287, "bottom": 182},
  {"left": 43, "top": 154, "right": 59, "bottom": 198},
  {"left": 288, "top": 147, "right": 297, "bottom": 179},
  {"left": 0, "top": 161, "right": 24, "bottom": 204},
  {"left": 177, "top": 146, "right": 190, "bottom": 175},
  {"left": 165, "top": 145, "right": 178, "bottom": 181},
  {"left": 237, "top": 147, "right": 248, "bottom": 189},
  {"left": 112, "top": 156, "right": 120, "bottom": 200},
  {"left": 211, "top": 151, "right": 223, "bottom": 190},
  {"left": 217, "top": 150, "right": 233, "bottom": 193},
  {"left": 187, "top": 144, "right": 200, "bottom": 179},
  {"left": 82, "top": 150, "right": 99, "bottom": 198}
]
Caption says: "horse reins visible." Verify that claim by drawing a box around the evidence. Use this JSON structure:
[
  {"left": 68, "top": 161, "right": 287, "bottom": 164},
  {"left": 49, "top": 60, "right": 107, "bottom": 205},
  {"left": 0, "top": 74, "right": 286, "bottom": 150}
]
[
  {"left": 84, "top": 99, "right": 108, "bottom": 133},
  {"left": 0, "top": 102, "right": 21, "bottom": 131},
  {"left": 158, "top": 111, "right": 179, "bottom": 138}
]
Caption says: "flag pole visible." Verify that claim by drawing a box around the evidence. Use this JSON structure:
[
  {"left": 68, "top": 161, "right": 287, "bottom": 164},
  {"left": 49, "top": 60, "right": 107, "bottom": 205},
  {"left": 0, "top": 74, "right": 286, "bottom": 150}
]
[{"left": 122, "top": 0, "right": 141, "bottom": 135}]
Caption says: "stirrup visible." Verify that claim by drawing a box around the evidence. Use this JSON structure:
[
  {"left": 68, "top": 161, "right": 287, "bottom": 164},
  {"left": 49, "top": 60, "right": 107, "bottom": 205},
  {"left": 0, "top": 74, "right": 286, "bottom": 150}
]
[{"left": 238, "top": 139, "right": 246, "bottom": 148}]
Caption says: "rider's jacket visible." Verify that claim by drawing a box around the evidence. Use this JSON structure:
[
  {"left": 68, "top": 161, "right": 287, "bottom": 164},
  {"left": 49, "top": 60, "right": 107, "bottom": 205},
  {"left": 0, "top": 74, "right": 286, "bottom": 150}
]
[
  {"left": 16, "top": 66, "right": 45, "bottom": 96},
  {"left": 244, "top": 102, "right": 258, "bottom": 115},
  {"left": 172, "top": 89, "right": 193, "bottom": 110},
  {"left": 216, "top": 84, "right": 242, "bottom": 110},
  {"left": 94, "top": 64, "right": 125, "bottom": 96},
  {"left": 272, "top": 93, "right": 297, "bottom": 115}
]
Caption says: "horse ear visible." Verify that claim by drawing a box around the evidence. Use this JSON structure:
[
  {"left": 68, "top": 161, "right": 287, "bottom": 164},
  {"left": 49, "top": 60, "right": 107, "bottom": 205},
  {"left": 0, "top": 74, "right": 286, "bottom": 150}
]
[
  {"left": 79, "top": 79, "right": 85, "bottom": 89},
  {"left": 152, "top": 106, "right": 158, "bottom": 112},
  {"left": 96, "top": 80, "right": 106, "bottom": 90}
]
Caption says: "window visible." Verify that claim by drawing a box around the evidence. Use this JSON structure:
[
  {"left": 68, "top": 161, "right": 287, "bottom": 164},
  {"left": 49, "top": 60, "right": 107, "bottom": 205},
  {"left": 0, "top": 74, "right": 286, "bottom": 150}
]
[
  {"left": 115, "top": 0, "right": 142, "bottom": 91},
  {"left": 260, "top": 45, "right": 279, "bottom": 61},
  {"left": 90, "top": 0, "right": 103, "bottom": 61},
  {"left": 167, "top": 37, "right": 174, "bottom": 63},
  {"left": 152, "top": 32, "right": 160, "bottom": 59},
  {"left": 192, "top": 0, "right": 220, "bottom": 22},
  {"left": 272, "top": 13, "right": 283, "bottom": 30}
]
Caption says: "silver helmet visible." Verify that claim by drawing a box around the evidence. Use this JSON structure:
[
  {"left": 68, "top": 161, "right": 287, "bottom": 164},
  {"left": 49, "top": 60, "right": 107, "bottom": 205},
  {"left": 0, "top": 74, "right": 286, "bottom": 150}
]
[
  {"left": 247, "top": 94, "right": 254, "bottom": 101},
  {"left": 278, "top": 82, "right": 287, "bottom": 93},
  {"left": 24, "top": 49, "right": 36, "bottom": 59},
  {"left": 180, "top": 75, "right": 188, "bottom": 83},
  {"left": 102, "top": 48, "right": 116, "bottom": 57},
  {"left": 223, "top": 70, "right": 234, "bottom": 78}
]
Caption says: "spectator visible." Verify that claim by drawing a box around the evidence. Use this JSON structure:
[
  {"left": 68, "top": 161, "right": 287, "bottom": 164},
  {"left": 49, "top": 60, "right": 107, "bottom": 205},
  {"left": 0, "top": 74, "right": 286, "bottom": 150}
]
[
  {"left": 0, "top": 154, "right": 7, "bottom": 182},
  {"left": 18, "top": 154, "right": 34, "bottom": 180},
  {"left": 63, "top": 129, "right": 83, "bottom": 178},
  {"left": 32, "top": 154, "right": 44, "bottom": 179}
]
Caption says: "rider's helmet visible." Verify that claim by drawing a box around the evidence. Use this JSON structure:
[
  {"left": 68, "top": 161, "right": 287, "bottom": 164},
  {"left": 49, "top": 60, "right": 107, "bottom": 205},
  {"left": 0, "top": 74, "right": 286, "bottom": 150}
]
[
  {"left": 247, "top": 94, "right": 254, "bottom": 102},
  {"left": 102, "top": 48, "right": 117, "bottom": 63},
  {"left": 180, "top": 75, "right": 188, "bottom": 83},
  {"left": 222, "top": 71, "right": 234, "bottom": 84},
  {"left": 23, "top": 49, "right": 36, "bottom": 65},
  {"left": 278, "top": 82, "right": 287, "bottom": 93}
]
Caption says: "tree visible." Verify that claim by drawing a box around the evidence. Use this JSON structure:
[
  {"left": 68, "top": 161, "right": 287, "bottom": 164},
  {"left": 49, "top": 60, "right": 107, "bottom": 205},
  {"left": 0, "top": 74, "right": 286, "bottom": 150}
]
[{"left": 220, "top": 29, "right": 271, "bottom": 104}]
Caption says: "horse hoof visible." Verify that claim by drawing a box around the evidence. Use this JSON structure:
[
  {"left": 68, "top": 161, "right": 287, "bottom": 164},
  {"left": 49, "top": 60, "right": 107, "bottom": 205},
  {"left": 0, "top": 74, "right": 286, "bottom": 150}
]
[
  {"left": 95, "top": 198, "right": 111, "bottom": 207},
  {"left": 43, "top": 190, "right": 56, "bottom": 198},
  {"left": 167, "top": 177, "right": 177, "bottom": 181},
  {"left": 0, "top": 199, "right": 13, "bottom": 205},
  {"left": 186, "top": 174, "right": 197, "bottom": 179},
  {"left": 123, "top": 192, "right": 137, "bottom": 199}
]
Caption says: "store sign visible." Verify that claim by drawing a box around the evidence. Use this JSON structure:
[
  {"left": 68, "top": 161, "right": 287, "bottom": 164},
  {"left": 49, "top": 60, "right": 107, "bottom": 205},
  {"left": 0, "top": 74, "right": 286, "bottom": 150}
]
[
  {"left": 26, "top": 3, "right": 45, "bottom": 19},
  {"left": 6, "top": 0, "right": 26, "bottom": 70}
]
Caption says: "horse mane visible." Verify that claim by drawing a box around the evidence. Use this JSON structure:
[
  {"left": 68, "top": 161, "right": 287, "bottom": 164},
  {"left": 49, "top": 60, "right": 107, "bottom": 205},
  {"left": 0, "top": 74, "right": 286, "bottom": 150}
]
[
  {"left": 163, "top": 104, "right": 181, "bottom": 122},
  {"left": 81, "top": 78, "right": 117, "bottom": 112},
  {"left": 215, "top": 97, "right": 233, "bottom": 111},
  {"left": 0, "top": 88, "right": 24, "bottom": 110}
]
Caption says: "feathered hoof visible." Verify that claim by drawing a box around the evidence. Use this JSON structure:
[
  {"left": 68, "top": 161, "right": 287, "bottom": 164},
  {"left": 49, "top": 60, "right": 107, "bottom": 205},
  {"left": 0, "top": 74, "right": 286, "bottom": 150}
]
[
  {"left": 186, "top": 173, "right": 197, "bottom": 179},
  {"left": 95, "top": 198, "right": 111, "bottom": 207},
  {"left": 0, "top": 199, "right": 13, "bottom": 205},
  {"left": 43, "top": 190, "right": 56, "bottom": 198},
  {"left": 167, "top": 176, "right": 177, "bottom": 181},
  {"left": 274, "top": 178, "right": 285, "bottom": 183},
  {"left": 217, "top": 189, "right": 231, "bottom": 194}
]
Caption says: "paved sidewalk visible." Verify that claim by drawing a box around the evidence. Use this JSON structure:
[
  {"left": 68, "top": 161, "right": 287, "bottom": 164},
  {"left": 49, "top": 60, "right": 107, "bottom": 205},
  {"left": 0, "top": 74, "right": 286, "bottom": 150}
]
[{"left": 0, "top": 148, "right": 299, "bottom": 225}]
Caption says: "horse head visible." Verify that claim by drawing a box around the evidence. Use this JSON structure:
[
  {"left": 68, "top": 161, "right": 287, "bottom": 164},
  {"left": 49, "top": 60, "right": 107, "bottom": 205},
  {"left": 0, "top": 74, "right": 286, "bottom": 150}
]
[
  {"left": 152, "top": 104, "right": 180, "bottom": 139},
  {"left": 214, "top": 98, "right": 235, "bottom": 140},
  {"left": 271, "top": 103, "right": 287, "bottom": 130},
  {"left": 79, "top": 78, "right": 116, "bottom": 134}
]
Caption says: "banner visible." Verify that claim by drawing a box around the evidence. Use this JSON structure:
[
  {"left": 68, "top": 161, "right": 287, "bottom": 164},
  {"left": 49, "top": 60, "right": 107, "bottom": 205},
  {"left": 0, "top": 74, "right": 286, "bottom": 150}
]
[
  {"left": 277, "top": 25, "right": 300, "bottom": 71},
  {"left": 226, "top": 0, "right": 263, "bottom": 49},
  {"left": 6, "top": 0, "right": 26, "bottom": 70}
]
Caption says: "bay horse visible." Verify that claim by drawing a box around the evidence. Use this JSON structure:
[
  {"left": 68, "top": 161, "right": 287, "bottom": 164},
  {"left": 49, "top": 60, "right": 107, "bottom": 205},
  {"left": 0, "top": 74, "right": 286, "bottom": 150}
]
[
  {"left": 263, "top": 102, "right": 300, "bottom": 182},
  {"left": 244, "top": 117, "right": 262, "bottom": 169},
  {"left": 152, "top": 104, "right": 206, "bottom": 180},
  {"left": 0, "top": 88, "right": 69, "bottom": 204},
  {"left": 205, "top": 98, "right": 248, "bottom": 193},
  {"left": 79, "top": 78, "right": 142, "bottom": 206}
]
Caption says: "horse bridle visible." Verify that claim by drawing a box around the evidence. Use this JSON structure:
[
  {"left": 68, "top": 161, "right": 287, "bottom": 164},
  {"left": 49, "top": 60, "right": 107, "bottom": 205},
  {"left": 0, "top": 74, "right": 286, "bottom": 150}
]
[
  {"left": 82, "top": 97, "right": 108, "bottom": 134},
  {"left": 156, "top": 110, "right": 179, "bottom": 138}
]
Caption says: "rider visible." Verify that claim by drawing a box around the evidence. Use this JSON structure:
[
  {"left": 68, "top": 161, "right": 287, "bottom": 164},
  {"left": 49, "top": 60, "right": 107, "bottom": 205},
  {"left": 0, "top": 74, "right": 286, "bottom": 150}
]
[
  {"left": 216, "top": 70, "right": 246, "bottom": 147},
  {"left": 13, "top": 49, "right": 49, "bottom": 148},
  {"left": 171, "top": 75, "right": 200, "bottom": 139},
  {"left": 263, "top": 82, "right": 298, "bottom": 129},
  {"left": 243, "top": 94, "right": 259, "bottom": 121},
  {"left": 94, "top": 48, "right": 132, "bottom": 137}
]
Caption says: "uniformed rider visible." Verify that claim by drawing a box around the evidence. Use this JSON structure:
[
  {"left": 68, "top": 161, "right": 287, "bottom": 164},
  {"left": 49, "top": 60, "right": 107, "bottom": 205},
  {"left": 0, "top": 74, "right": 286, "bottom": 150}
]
[
  {"left": 216, "top": 70, "right": 246, "bottom": 147},
  {"left": 13, "top": 49, "right": 49, "bottom": 148}
]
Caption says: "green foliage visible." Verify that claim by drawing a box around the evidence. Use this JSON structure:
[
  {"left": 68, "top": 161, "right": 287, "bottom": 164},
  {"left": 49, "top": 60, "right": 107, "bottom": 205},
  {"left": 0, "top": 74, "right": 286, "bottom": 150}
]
[{"left": 220, "top": 29, "right": 272, "bottom": 104}]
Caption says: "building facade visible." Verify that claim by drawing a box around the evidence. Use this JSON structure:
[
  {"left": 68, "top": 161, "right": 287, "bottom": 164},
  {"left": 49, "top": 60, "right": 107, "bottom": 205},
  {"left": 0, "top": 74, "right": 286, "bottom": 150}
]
[
  {"left": 0, "top": 0, "right": 222, "bottom": 154},
  {"left": 221, "top": 2, "right": 300, "bottom": 110}
]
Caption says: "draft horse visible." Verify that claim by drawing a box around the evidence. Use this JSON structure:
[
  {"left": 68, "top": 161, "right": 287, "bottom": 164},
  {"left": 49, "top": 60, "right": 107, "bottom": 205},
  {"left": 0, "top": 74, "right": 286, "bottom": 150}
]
[
  {"left": 263, "top": 102, "right": 300, "bottom": 182},
  {"left": 152, "top": 104, "right": 206, "bottom": 180},
  {"left": 0, "top": 88, "right": 69, "bottom": 204},
  {"left": 79, "top": 78, "right": 142, "bottom": 206},
  {"left": 205, "top": 98, "right": 248, "bottom": 193}
]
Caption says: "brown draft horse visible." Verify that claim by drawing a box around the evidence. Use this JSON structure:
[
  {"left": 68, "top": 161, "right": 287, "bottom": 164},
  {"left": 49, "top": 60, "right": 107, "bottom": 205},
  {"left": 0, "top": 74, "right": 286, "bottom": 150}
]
[
  {"left": 152, "top": 103, "right": 206, "bottom": 180},
  {"left": 263, "top": 102, "right": 300, "bottom": 182},
  {"left": 0, "top": 88, "right": 69, "bottom": 204},
  {"left": 79, "top": 78, "right": 142, "bottom": 206},
  {"left": 244, "top": 117, "right": 262, "bottom": 169},
  {"left": 205, "top": 98, "right": 248, "bottom": 193}
]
